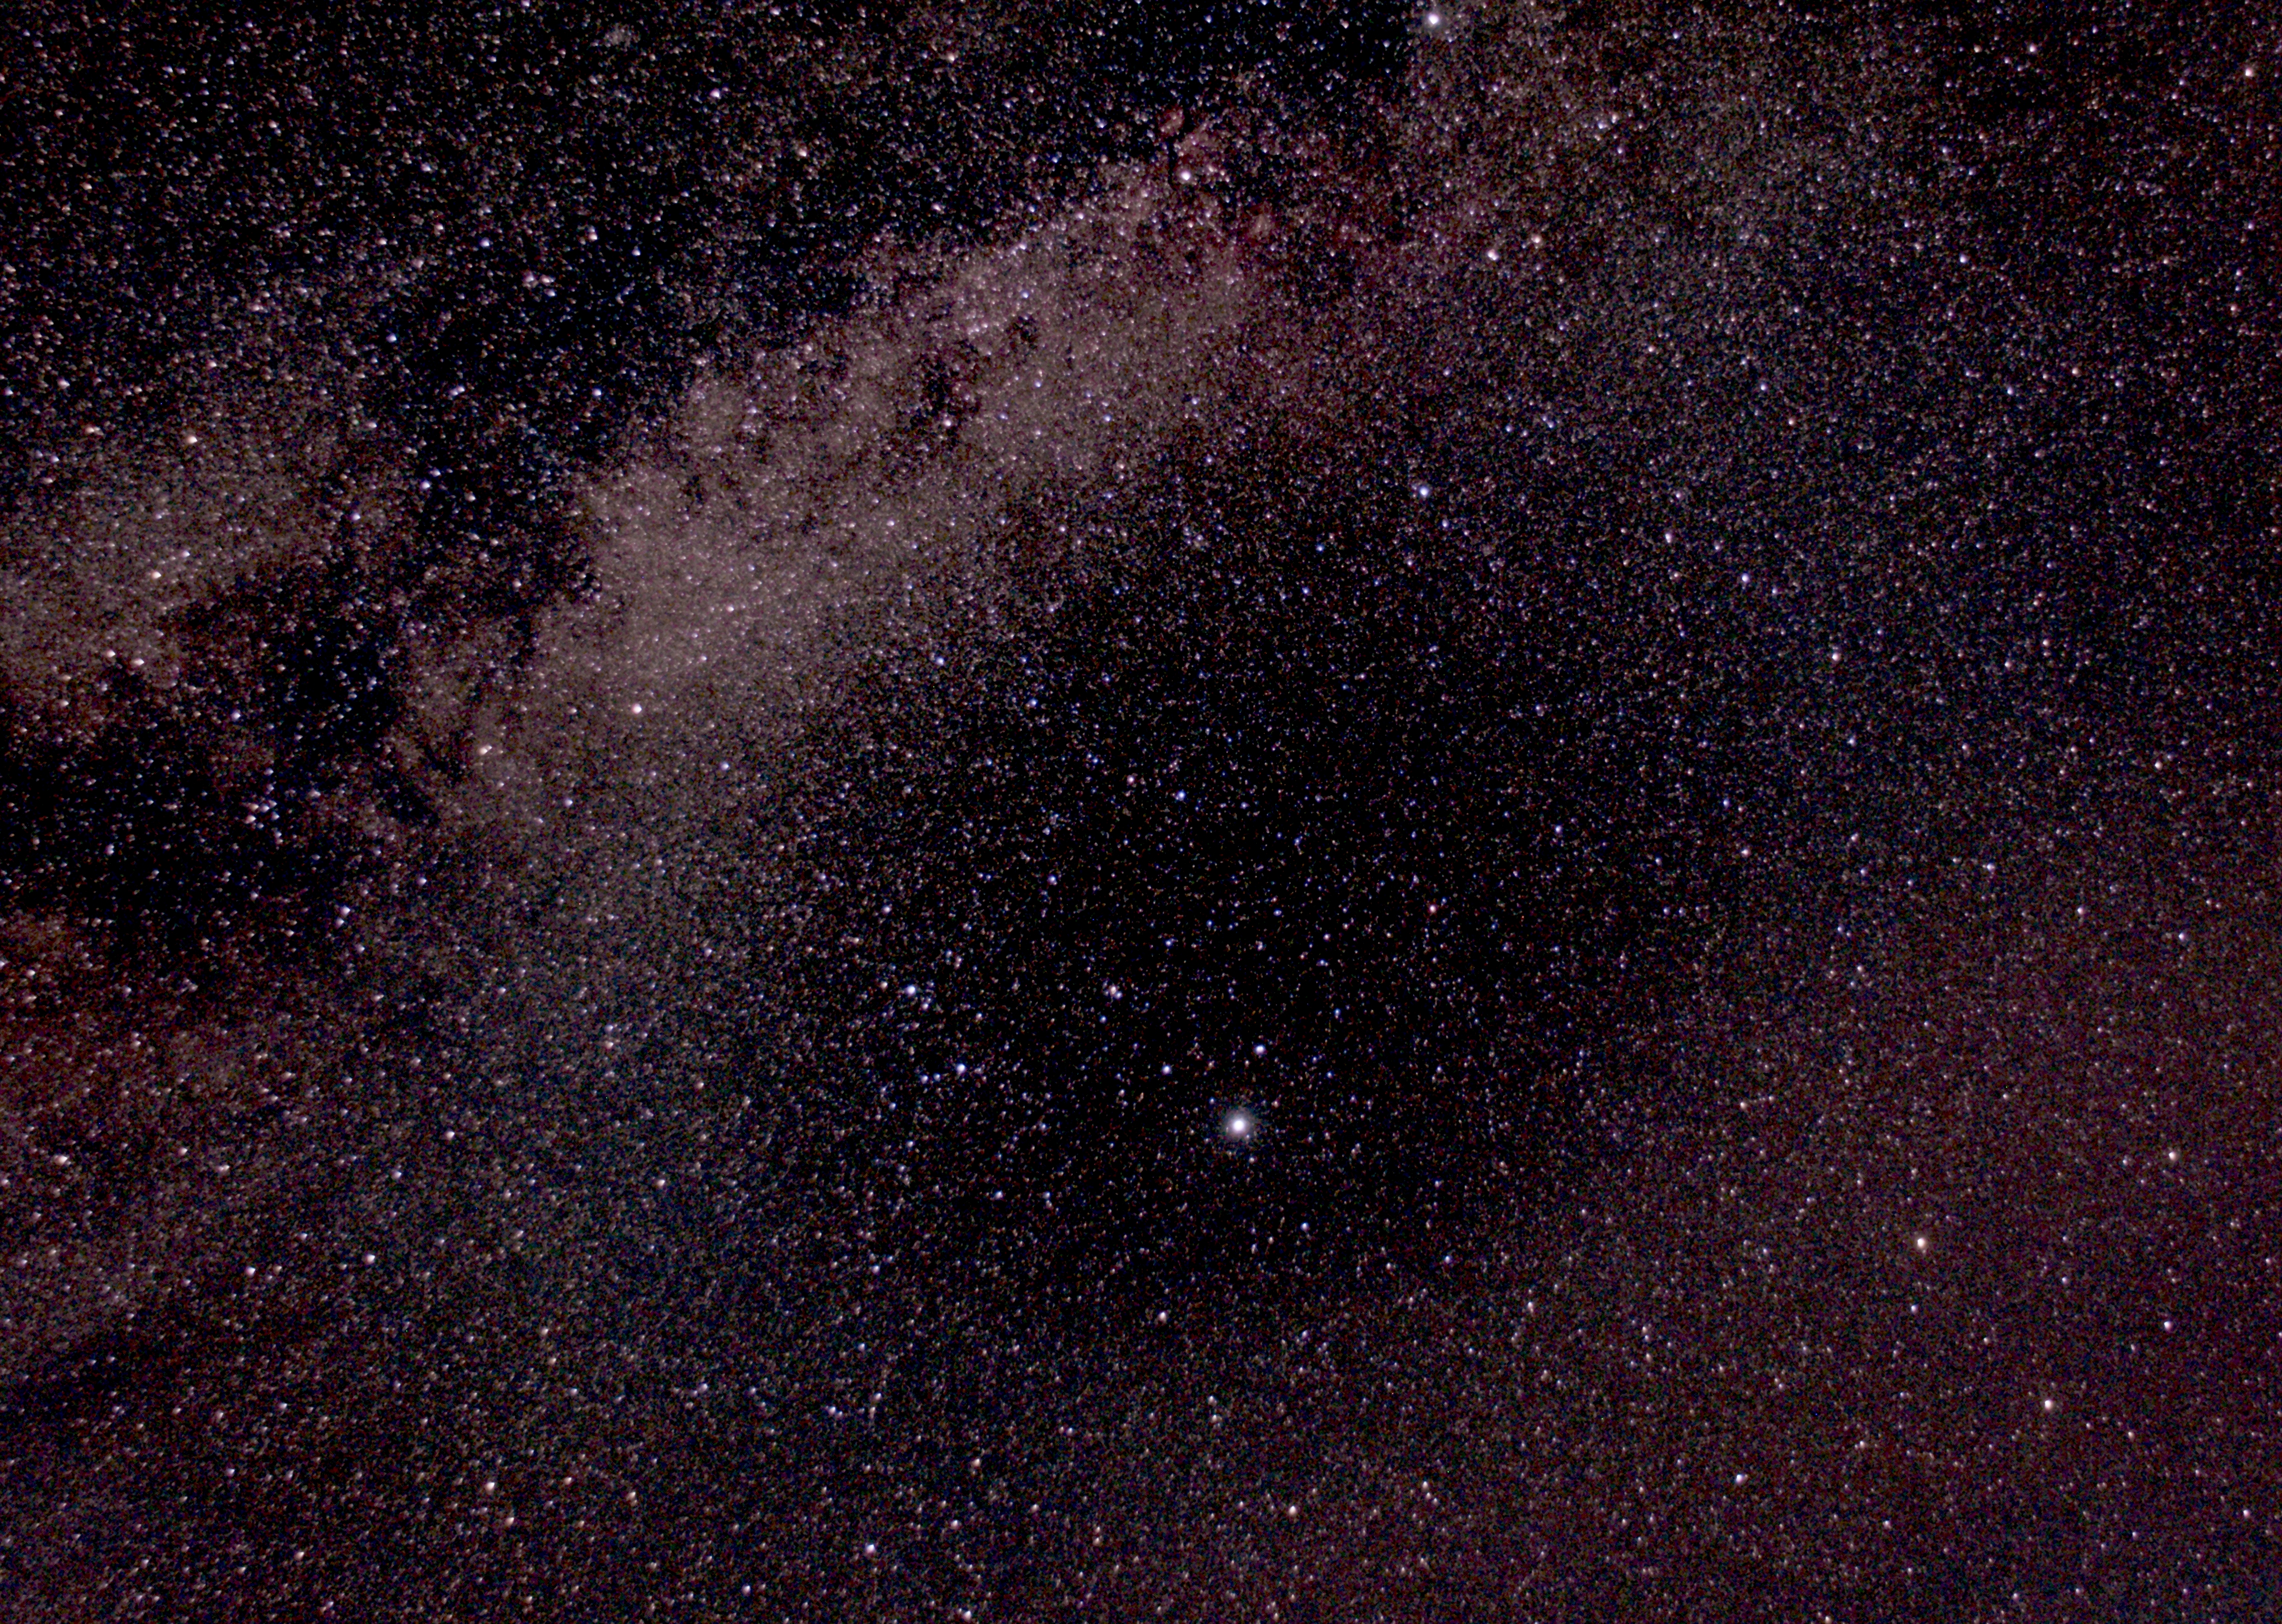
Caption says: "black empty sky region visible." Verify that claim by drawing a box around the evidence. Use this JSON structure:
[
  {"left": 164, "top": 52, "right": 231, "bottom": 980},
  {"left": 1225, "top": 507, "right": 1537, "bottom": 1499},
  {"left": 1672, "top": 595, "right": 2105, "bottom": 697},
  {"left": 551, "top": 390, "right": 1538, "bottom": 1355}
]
[{"left": 3, "top": 2, "right": 2278, "bottom": 1618}]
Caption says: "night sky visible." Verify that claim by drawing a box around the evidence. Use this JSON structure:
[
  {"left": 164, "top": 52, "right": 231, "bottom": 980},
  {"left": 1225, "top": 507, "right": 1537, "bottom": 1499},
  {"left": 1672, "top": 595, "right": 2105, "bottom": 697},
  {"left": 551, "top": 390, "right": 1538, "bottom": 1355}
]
[{"left": 3, "top": 2, "right": 2278, "bottom": 1618}]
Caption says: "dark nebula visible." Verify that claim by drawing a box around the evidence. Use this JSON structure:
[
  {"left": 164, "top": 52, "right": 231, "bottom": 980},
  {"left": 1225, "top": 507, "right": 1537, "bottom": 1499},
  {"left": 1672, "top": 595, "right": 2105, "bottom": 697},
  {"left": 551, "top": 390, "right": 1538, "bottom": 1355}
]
[{"left": 3, "top": 2, "right": 2278, "bottom": 1618}]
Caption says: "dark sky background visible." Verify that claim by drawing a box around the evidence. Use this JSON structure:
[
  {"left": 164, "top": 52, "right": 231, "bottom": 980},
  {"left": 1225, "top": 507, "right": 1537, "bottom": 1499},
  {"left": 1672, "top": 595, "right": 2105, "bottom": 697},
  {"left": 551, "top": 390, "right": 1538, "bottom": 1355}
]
[{"left": 3, "top": 2, "right": 2278, "bottom": 1617}]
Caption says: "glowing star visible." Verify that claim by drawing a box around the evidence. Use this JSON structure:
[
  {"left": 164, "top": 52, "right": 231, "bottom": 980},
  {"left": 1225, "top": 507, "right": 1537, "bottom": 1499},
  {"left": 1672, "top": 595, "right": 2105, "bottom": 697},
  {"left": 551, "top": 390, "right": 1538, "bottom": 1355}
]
[{"left": 1223, "top": 1110, "right": 1253, "bottom": 1140}]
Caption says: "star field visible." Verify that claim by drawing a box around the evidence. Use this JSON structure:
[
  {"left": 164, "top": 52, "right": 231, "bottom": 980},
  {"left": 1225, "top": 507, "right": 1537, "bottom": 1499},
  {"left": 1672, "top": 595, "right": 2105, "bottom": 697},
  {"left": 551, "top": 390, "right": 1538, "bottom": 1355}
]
[{"left": 3, "top": 2, "right": 2278, "bottom": 1618}]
